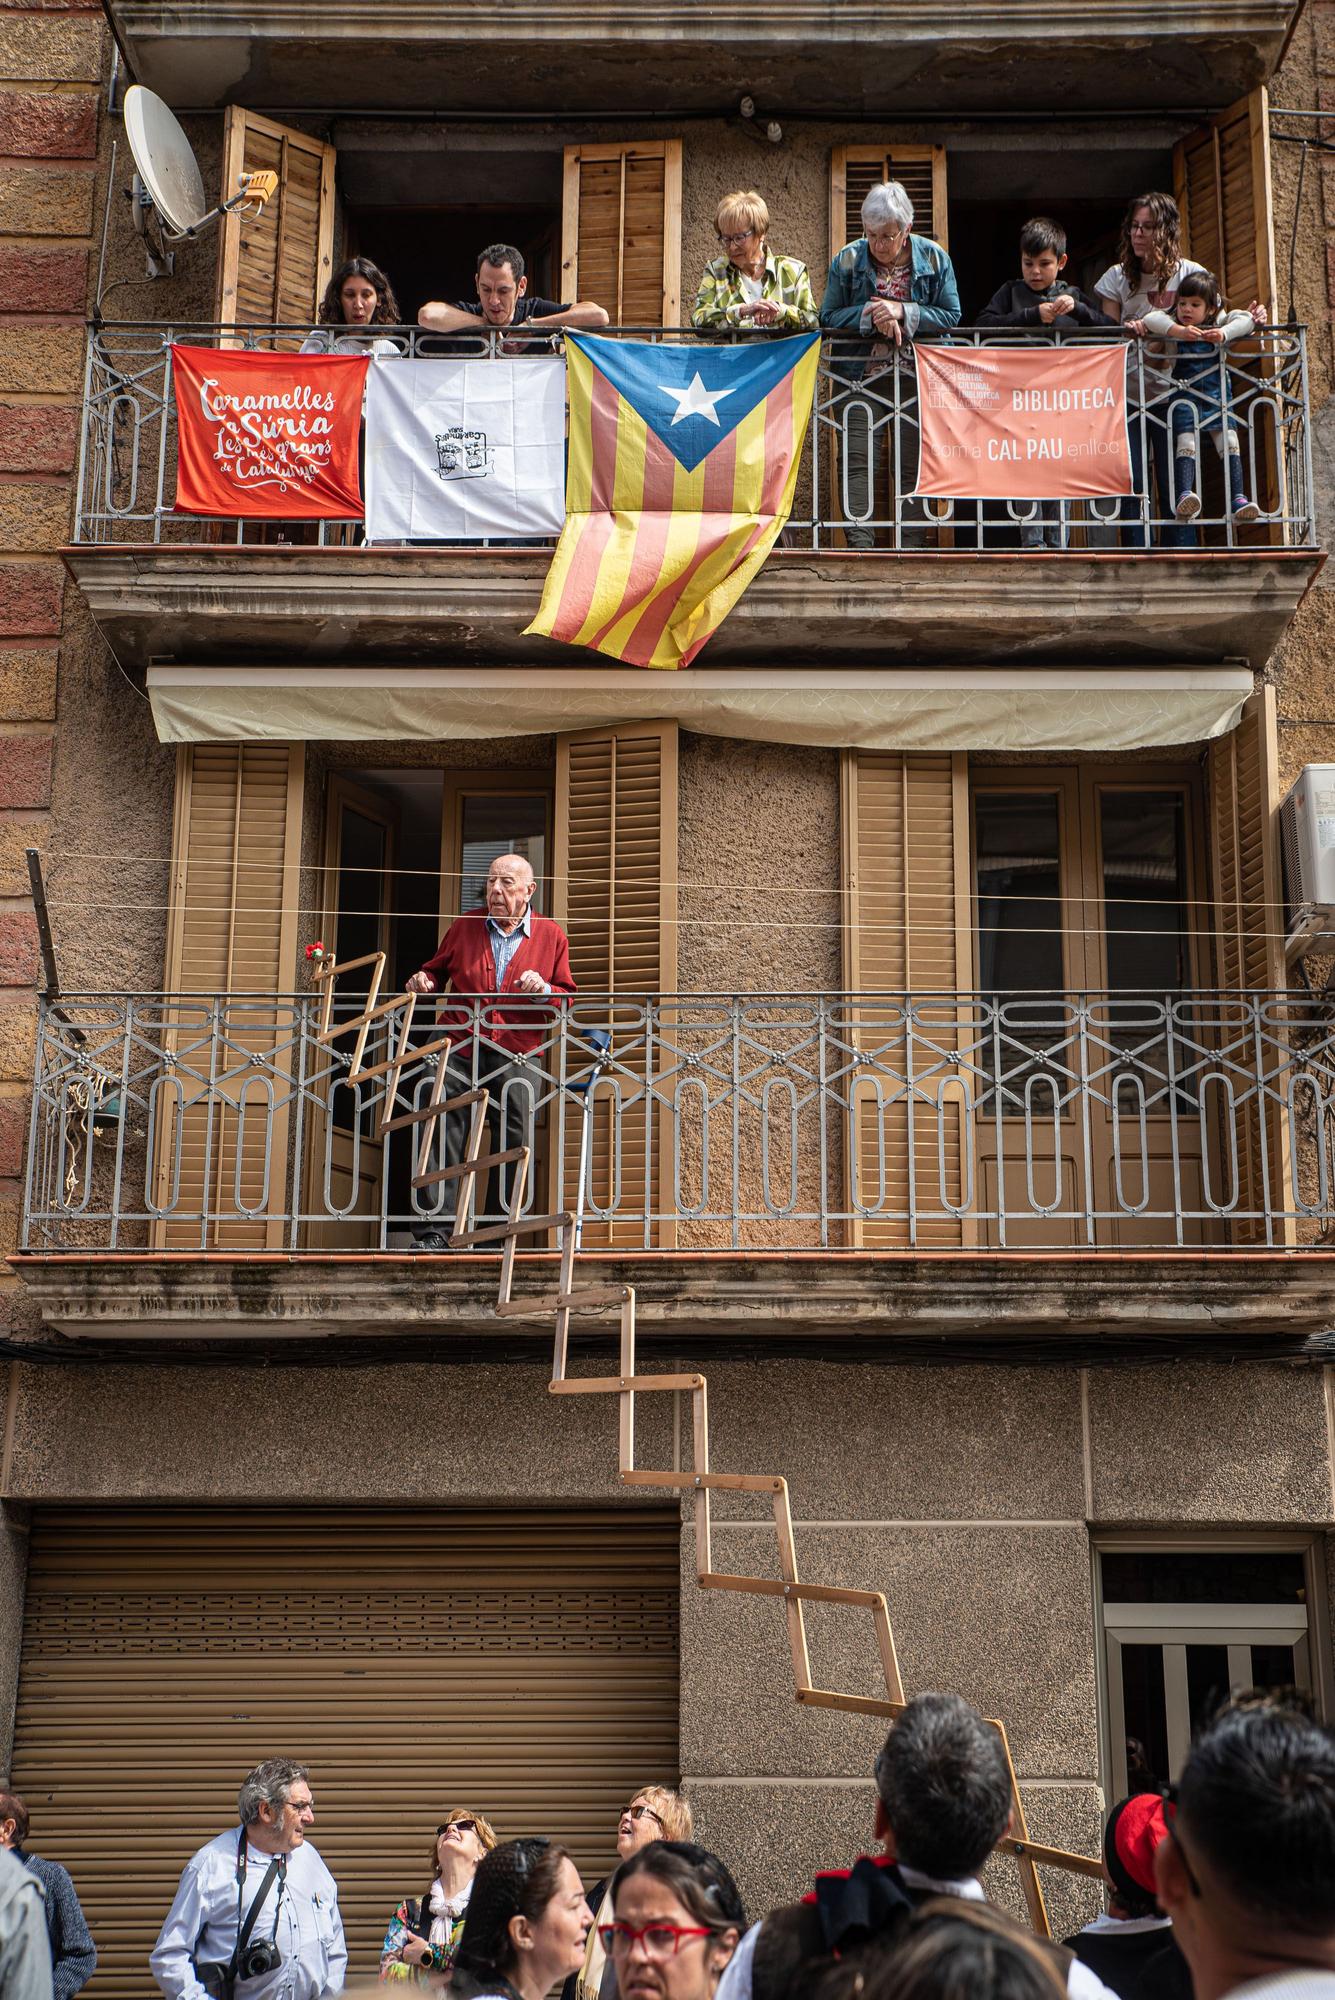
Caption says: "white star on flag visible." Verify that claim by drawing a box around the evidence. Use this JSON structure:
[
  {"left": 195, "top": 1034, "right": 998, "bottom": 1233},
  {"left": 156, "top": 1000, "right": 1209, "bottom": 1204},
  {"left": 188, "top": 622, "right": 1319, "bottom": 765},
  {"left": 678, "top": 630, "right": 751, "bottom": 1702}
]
[{"left": 662, "top": 371, "right": 737, "bottom": 427}]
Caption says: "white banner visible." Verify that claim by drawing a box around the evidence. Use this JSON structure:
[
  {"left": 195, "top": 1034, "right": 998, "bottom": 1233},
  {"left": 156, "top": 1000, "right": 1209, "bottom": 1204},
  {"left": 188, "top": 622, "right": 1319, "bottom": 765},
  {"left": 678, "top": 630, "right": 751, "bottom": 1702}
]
[{"left": 364, "top": 356, "right": 566, "bottom": 542}]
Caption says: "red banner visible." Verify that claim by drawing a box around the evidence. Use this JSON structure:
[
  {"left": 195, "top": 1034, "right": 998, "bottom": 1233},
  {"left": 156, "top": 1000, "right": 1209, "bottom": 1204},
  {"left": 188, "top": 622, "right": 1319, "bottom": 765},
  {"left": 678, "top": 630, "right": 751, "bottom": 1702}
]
[
  {"left": 171, "top": 346, "right": 368, "bottom": 517},
  {"left": 913, "top": 345, "right": 1131, "bottom": 501}
]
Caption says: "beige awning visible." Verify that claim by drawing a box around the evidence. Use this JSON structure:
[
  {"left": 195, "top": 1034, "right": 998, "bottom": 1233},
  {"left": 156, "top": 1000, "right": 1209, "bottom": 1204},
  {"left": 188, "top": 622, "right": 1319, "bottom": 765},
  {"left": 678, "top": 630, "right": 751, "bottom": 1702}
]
[{"left": 146, "top": 663, "right": 1254, "bottom": 751}]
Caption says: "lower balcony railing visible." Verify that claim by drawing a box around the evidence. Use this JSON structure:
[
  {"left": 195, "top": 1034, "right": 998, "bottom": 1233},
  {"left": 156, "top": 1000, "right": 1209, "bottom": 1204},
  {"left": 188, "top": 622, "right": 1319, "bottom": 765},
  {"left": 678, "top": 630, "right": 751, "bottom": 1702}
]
[
  {"left": 20, "top": 990, "right": 1335, "bottom": 1254},
  {"left": 74, "top": 323, "right": 1315, "bottom": 552}
]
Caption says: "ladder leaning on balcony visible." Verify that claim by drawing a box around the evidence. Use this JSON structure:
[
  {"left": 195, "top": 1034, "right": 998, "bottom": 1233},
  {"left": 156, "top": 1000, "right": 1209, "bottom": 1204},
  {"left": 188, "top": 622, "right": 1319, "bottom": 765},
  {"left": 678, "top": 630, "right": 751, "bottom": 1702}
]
[{"left": 311, "top": 952, "right": 1102, "bottom": 1933}]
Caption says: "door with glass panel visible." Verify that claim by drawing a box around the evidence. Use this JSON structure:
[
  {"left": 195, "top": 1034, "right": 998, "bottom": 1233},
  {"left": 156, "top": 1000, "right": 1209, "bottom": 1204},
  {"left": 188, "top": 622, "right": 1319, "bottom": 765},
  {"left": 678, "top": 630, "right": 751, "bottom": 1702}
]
[
  {"left": 971, "top": 765, "right": 1208, "bottom": 1246},
  {"left": 1100, "top": 1547, "right": 1315, "bottom": 1801}
]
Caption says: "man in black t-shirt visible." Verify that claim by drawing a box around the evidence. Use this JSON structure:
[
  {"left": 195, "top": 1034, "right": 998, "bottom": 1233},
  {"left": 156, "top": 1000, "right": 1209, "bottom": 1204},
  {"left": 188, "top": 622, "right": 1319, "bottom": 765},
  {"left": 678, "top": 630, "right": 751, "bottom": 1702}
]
[{"left": 418, "top": 241, "right": 609, "bottom": 340}]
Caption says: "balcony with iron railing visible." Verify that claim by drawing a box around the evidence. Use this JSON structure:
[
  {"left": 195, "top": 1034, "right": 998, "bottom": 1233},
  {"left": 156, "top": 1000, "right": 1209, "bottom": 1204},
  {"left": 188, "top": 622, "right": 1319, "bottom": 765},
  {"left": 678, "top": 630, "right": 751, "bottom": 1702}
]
[
  {"left": 14, "top": 987, "right": 1335, "bottom": 1346},
  {"left": 62, "top": 324, "right": 1323, "bottom": 681}
]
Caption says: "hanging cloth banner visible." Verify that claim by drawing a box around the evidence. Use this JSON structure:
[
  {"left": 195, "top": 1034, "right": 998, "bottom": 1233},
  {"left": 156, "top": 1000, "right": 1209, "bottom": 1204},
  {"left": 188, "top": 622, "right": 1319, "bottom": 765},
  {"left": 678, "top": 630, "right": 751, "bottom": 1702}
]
[
  {"left": 363, "top": 356, "right": 567, "bottom": 543},
  {"left": 913, "top": 343, "right": 1132, "bottom": 501},
  {"left": 170, "top": 345, "right": 368, "bottom": 518},
  {"left": 526, "top": 331, "right": 820, "bottom": 670}
]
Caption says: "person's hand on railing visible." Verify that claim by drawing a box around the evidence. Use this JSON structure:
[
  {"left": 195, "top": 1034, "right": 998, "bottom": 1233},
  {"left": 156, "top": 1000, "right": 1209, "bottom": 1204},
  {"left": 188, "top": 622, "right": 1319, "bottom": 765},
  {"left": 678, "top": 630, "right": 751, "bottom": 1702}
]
[
  {"left": 515, "top": 970, "right": 552, "bottom": 996},
  {"left": 867, "top": 299, "right": 905, "bottom": 344},
  {"left": 405, "top": 970, "right": 435, "bottom": 995},
  {"left": 1037, "top": 295, "right": 1076, "bottom": 326}
]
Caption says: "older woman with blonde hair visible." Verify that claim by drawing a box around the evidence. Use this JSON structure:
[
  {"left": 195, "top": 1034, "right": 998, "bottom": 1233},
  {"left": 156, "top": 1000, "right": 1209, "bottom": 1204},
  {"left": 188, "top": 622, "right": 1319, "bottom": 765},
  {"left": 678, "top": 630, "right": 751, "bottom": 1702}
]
[
  {"left": 382, "top": 1808, "right": 499, "bottom": 1986},
  {"left": 564, "top": 1786, "right": 694, "bottom": 2000},
  {"left": 691, "top": 191, "right": 818, "bottom": 334}
]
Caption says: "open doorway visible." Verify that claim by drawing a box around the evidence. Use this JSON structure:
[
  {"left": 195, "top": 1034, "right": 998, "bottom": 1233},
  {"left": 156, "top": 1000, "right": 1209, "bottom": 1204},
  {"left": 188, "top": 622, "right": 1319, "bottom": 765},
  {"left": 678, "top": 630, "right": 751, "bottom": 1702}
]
[{"left": 346, "top": 205, "right": 561, "bottom": 323}]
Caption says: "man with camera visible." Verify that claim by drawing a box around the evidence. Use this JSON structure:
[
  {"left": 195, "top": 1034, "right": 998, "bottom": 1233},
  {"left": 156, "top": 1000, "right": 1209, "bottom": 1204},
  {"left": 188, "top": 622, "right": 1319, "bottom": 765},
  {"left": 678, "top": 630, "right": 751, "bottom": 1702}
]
[{"left": 150, "top": 1759, "right": 346, "bottom": 2000}]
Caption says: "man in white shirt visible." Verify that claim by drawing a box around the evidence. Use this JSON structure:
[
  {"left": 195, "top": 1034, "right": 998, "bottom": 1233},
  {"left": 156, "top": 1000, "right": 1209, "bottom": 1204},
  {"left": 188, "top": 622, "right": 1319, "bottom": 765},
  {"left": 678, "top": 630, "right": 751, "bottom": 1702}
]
[
  {"left": 716, "top": 1692, "right": 1118, "bottom": 2000},
  {"left": 1154, "top": 1698, "right": 1335, "bottom": 2000},
  {"left": 151, "top": 1758, "right": 346, "bottom": 2000}
]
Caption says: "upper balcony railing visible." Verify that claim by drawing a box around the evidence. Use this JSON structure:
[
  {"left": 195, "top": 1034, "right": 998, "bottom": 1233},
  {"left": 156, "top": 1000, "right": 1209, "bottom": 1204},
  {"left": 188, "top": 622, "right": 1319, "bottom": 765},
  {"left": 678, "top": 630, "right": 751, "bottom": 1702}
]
[
  {"left": 22, "top": 987, "right": 1335, "bottom": 1256},
  {"left": 73, "top": 323, "right": 1316, "bottom": 555}
]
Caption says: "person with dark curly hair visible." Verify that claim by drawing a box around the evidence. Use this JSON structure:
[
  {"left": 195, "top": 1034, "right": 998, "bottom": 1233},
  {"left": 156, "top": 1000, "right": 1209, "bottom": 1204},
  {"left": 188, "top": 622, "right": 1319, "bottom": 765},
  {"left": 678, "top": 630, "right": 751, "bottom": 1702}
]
[
  {"left": 603, "top": 1842, "right": 745, "bottom": 2000},
  {"left": 811, "top": 1899, "right": 1068, "bottom": 2000},
  {"left": 450, "top": 1838, "right": 591, "bottom": 2000},
  {"left": 301, "top": 257, "right": 402, "bottom": 358}
]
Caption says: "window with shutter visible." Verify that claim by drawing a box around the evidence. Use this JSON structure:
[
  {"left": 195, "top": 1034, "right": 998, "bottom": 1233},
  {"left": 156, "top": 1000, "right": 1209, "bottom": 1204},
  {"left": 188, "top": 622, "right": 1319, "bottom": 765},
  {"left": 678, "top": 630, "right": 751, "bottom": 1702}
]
[
  {"left": 840, "top": 751, "right": 970, "bottom": 1248},
  {"left": 561, "top": 142, "right": 683, "bottom": 326},
  {"left": 1173, "top": 89, "right": 1276, "bottom": 311},
  {"left": 554, "top": 722, "right": 678, "bottom": 1247},
  {"left": 830, "top": 144, "right": 948, "bottom": 261},
  {"left": 154, "top": 744, "right": 305, "bottom": 1249},
  {"left": 215, "top": 108, "right": 336, "bottom": 344},
  {"left": 1206, "top": 687, "right": 1291, "bottom": 1242}
]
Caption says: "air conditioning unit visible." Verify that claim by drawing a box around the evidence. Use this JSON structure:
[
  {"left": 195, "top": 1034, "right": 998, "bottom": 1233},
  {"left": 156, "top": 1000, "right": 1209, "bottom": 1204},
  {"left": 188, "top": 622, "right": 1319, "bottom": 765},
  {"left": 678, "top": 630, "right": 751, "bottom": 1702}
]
[{"left": 1280, "top": 764, "right": 1335, "bottom": 951}]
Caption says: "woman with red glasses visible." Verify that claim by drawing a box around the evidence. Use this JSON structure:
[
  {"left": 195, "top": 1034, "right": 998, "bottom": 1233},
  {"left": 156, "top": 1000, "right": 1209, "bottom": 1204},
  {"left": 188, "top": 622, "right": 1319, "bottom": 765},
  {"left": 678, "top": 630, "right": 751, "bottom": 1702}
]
[
  {"left": 381, "top": 1809, "right": 498, "bottom": 1987},
  {"left": 567, "top": 1788, "right": 694, "bottom": 2000},
  {"left": 603, "top": 1843, "right": 746, "bottom": 2000}
]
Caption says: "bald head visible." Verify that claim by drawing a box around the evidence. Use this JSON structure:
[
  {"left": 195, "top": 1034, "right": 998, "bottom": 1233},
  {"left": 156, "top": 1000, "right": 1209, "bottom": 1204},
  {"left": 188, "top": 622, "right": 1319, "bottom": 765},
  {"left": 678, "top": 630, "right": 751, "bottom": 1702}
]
[{"left": 485, "top": 852, "right": 536, "bottom": 931}]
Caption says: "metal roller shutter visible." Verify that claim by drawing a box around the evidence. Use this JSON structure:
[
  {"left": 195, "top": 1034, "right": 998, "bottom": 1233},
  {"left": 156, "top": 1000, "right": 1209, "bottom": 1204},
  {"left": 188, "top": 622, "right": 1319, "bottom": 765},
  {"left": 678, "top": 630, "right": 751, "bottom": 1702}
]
[{"left": 10, "top": 1507, "right": 681, "bottom": 1997}]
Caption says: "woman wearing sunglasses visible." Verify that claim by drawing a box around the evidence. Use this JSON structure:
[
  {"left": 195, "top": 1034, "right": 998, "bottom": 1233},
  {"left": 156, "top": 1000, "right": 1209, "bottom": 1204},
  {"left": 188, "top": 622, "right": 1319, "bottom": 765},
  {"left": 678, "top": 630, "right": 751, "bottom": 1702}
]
[
  {"left": 381, "top": 1809, "right": 498, "bottom": 1986},
  {"left": 567, "top": 1788, "right": 694, "bottom": 2000},
  {"left": 604, "top": 1843, "right": 745, "bottom": 2000}
]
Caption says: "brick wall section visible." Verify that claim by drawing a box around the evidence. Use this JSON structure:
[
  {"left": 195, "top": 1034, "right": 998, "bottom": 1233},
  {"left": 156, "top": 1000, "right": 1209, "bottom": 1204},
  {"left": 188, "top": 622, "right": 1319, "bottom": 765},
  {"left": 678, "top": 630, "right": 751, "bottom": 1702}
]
[{"left": 0, "top": 4, "right": 103, "bottom": 1307}]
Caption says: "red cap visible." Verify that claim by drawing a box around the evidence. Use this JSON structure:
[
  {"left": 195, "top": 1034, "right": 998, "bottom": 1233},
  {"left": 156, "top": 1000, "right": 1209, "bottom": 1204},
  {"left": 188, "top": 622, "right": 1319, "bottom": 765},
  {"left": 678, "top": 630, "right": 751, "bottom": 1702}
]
[{"left": 1105, "top": 1793, "right": 1169, "bottom": 1900}]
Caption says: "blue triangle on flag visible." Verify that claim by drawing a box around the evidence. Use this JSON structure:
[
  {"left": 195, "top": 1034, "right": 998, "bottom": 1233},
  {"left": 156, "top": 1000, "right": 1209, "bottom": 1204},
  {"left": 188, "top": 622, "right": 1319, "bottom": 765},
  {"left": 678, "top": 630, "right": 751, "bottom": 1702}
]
[{"left": 569, "top": 332, "right": 819, "bottom": 474}]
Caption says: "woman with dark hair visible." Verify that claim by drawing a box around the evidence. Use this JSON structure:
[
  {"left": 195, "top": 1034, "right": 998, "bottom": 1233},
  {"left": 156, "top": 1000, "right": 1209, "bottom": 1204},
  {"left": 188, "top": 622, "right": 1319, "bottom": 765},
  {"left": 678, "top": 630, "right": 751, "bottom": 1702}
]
[
  {"left": 450, "top": 1837, "right": 592, "bottom": 2000},
  {"left": 602, "top": 1842, "right": 745, "bottom": 2000},
  {"left": 380, "top": 1809, "right": 498, "bottom": 1987},
  {"left": 1093, "top": 193, "right": 1209, "bottom": 547},
  {"left": 301, "top": 256, "right": 403, "bottom": 356},
  {"left": 813, "top": 1899, "right": 1068, "bottom": 2000}
]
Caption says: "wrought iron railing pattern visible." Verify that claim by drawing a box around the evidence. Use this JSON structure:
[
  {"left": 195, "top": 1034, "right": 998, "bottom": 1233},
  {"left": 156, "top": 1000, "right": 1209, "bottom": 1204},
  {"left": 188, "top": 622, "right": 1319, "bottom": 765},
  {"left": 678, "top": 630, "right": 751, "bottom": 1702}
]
[
  {"left": 21, "top": 989, "right": 1335, "bottom": 1253},
  {"left": 73, "top": 323, "right": 1315, "bottom": 551}
]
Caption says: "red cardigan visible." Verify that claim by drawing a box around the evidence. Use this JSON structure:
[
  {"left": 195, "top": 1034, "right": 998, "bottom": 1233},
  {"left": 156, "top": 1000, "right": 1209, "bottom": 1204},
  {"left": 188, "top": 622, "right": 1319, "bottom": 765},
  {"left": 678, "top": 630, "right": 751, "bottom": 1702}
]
[{"left": 418, "top": 910, "right": 576, "bottom": 1057}]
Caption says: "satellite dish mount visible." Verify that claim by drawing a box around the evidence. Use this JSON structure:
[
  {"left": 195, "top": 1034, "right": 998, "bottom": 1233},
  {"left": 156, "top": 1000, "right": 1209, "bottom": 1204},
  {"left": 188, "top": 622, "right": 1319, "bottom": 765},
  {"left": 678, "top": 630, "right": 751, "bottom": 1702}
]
[{"left": 123, "top": 85, "right": 277, "bottom": 279}]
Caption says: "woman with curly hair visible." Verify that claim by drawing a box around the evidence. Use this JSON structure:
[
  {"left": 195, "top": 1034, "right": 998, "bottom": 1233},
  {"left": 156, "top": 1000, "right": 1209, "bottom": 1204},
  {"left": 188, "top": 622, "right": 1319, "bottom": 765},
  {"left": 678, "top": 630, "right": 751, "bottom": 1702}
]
[
  {"left": 301, "top": 256, "right": 403, "bottom": 356},
  {"left": 450, "top": 1837, "right": 592, "bottom": 2000},
  {"left": 1094, "top": 193, "right": 1210, "bottom": 546}
]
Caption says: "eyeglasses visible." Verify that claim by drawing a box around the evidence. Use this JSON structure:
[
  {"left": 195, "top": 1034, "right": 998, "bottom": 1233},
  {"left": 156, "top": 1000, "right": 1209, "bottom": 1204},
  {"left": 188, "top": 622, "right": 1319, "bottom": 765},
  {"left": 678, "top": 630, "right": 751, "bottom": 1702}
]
[
  {"left": 1162, "top": 1788, "right": 1203, "bottom": 1899},
  {"left": 620, "top": 1805, "right": 665, "bottom": 1829},
  {"left": 719, "top": 229, "right": 757, "bottom": 245},
  {"left": 599, "top": 1924, "right": 713, "bottom": 1958},
  {"left": 438, "top": 1819, "right": 478, "bottom": 1837},
  {"left": 284, "top": 1797, "right": 315, "bottom": 1815}
]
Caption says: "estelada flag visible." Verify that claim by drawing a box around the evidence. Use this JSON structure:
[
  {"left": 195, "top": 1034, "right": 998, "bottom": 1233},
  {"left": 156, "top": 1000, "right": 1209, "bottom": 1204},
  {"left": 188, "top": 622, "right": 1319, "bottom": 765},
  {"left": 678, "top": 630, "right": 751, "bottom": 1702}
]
[
  {"left": 171, "top": 345, "right": 368, "bottom": 518},
  {"left": 914, "top": 343, "right": 1131, "bottom": 501},
  {"left": 526, "top": 332, "right": 820, "bottom": 670}
]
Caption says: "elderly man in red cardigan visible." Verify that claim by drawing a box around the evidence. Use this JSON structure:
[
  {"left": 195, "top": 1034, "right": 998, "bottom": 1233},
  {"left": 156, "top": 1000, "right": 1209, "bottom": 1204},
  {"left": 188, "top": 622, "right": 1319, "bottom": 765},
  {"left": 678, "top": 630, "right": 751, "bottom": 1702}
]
[{"left": 405, "top": 851, "right": 575, "bottom": 1247}]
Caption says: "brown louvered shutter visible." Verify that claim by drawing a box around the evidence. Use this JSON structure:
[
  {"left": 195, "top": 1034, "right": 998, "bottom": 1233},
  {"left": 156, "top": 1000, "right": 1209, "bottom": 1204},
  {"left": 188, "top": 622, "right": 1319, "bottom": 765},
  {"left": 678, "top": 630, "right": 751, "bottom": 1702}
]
[
  {"left": 154, "top": 744, "right": 304, "bottom": 1249},
  {"left": 1207, "top": 687, "right": 1290, "bottom": 1241},
  {"left": 555, "top": 723, "right": 678, "bottom": 1247},
  {"left": 1173, "top": 88, "right": 1276, "bottom": 310},
  {"left": 215, "top": 108, "right": 336, "bottom": 343},
  {"left": 830, "top": 144, "right": 949, "bottom": 258},
  {"left": 841, "top": 751, "right": 970, "bottom": 1247},
  {"left": 561, "top": 142, "right": 683, "bottom": 326},
  {"left": 10, "top": 1506, "right": 680, "bottom": 2000}
]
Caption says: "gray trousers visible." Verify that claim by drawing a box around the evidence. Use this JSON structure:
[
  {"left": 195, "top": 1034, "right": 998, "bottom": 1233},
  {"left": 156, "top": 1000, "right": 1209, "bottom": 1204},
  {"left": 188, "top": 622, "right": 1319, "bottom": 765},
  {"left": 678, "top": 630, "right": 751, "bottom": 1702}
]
[{"left": 411, "top": 1045, "right": 536, "bottom": 1239}]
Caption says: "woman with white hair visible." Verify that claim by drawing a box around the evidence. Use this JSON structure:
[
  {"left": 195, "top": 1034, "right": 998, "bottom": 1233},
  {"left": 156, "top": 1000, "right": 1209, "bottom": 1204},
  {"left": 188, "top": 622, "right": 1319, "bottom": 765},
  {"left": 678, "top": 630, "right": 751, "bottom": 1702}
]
[
  {"left": 819, "top": 179, "right": 960, "bottom": 548},
  {"left": 691, "top": 189, "right": 818, "bottom": 334}
]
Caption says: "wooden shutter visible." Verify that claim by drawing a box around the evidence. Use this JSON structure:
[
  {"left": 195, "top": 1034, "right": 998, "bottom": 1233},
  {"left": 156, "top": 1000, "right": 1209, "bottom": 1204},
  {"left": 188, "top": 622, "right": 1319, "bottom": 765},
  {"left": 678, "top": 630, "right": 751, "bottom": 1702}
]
[
  {"left": 1173, "top": 88, "right": 1276, "bottom": 310},
  {"left": 830, "top": 144, "right": 948, "bottom": 259},
  {"left": 561, "top": 141, "right": 683, "bottom": 327},
  {"left": 555, "top": 722, "right": 678, "bottom": 1247},
  {"left": 215, "top": 108, "right": 336, "bottom": 339},
  {"left": 840, "top": 751, "right": 971, "bottom": 1247},
  {"left": 1207, "top": 687, "right": 1291, "bottom": 1241},
  {"left": 11, "top": 1505, "right": 680, "bottom": 2000},
  {"left": 154, "top": 744, "right": 305, "bottom": 1249}
]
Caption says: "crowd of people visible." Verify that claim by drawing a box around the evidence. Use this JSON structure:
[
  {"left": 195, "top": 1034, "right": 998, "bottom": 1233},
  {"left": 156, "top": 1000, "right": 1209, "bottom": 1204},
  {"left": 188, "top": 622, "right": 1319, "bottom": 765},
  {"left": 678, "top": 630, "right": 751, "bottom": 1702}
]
[
  {"left": 298, "top": 182, "right": 1267, "bottom": 547},
  {"left": 4, "top": 1688, "right": 1332, "bottom": 2000}
]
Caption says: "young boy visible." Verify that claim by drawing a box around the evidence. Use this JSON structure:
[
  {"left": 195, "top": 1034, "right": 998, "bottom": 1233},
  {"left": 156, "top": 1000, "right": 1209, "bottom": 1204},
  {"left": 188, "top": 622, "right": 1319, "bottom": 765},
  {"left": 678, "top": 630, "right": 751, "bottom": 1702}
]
[
  {"left": 977, "top": 216, "right": 1118, "bottom": 546},
  {"left": 1139, "top": 268, "right": 1260, "bottom": 525}
]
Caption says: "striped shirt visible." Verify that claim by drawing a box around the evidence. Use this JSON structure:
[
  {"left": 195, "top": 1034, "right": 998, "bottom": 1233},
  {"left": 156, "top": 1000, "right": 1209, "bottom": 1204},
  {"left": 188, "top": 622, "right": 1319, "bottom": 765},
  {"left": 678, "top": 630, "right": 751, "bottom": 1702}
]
[{"left": 487, "top": 906, "right": 533, "bottom": 987}]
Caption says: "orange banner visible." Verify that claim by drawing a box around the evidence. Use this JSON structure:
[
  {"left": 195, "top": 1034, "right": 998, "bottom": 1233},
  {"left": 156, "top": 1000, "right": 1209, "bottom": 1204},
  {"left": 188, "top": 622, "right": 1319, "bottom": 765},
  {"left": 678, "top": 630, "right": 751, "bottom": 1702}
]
[
  {"left": 913, "top": 344, "right": 1131, "bottom": 501},
  {"left": 171, "top": 345, "right": 368, "bottom": 518}
]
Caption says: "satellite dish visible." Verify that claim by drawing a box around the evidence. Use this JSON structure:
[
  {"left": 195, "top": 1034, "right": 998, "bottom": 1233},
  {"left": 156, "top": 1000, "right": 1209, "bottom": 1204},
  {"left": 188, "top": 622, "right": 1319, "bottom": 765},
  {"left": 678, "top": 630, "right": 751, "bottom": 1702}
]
[
  {"left": 121, "top": 83, "right": 277, "bottom": 279},
  {"left": 124, "top": 85, "right": 207, "bottom": 237}
]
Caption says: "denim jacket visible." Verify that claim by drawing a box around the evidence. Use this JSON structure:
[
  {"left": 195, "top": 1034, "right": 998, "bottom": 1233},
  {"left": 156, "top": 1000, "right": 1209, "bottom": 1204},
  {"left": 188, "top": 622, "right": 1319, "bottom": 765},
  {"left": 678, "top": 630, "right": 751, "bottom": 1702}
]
[{"left": 819, "top": 233, "right": 961, "bottom": 342}]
